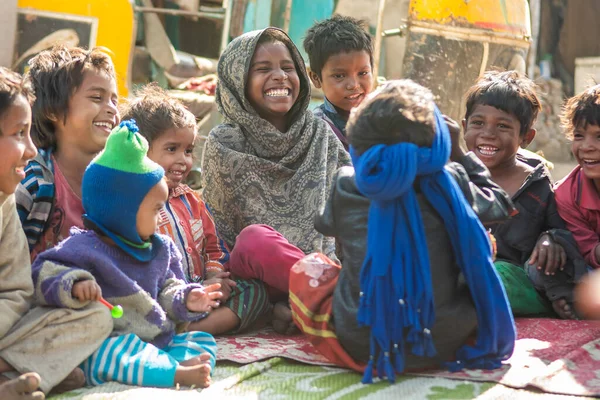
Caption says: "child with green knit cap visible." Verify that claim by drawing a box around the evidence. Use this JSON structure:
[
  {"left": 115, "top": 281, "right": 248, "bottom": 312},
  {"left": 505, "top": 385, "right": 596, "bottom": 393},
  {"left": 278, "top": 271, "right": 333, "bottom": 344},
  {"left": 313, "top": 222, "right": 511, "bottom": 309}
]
[{"left": 32, "top": 120, "right": 223, "bottom": 389}]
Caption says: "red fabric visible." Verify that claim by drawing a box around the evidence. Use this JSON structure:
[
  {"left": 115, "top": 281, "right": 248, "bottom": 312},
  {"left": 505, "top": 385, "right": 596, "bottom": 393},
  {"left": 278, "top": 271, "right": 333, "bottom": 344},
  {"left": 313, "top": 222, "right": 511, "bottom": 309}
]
[
  {"left": 288, "top": 253, "right": 366, "bottom": 372},
  {"left": 226, "top": 224, "right": 305, "bottom": 295},
  {"left": 555, "top": 166, "right": 600, "bottom": 268}
]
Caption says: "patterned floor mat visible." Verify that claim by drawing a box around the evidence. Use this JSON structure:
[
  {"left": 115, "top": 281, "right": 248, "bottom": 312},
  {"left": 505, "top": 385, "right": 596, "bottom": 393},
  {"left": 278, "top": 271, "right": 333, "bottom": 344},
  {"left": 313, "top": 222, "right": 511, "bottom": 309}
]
[
  {"left": 47, "top": 318, "right": 600, "bottom": 399},
  {"left": 216, "top": 318, "right": 600, "bottom": 397},
  {"left": 49, "top": 358, "right": 592, "bottom": 399}
]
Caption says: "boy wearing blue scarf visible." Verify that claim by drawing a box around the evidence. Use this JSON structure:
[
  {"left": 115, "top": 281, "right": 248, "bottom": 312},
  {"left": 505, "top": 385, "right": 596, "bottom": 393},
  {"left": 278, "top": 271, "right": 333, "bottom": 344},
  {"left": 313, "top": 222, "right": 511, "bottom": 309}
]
[{"left": 289, "top": 80, "right": 516, "bottom": 383}]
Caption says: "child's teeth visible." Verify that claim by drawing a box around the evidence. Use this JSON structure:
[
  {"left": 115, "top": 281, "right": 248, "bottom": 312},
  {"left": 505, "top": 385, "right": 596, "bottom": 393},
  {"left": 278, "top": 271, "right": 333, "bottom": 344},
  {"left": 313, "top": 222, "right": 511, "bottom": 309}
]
[
  {"left": 478, "top": 146, "right": 498, "bottom": 156},
  {"left": 266, "top": 89, "right": 289, "bottom": 97}
]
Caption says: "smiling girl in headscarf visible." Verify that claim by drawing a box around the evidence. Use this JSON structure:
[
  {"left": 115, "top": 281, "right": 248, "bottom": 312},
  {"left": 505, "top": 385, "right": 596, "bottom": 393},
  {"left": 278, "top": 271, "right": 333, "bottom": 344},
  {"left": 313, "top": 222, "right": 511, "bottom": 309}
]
[{"left": 203, "top": 28, "right": 350, "bottom": 302}]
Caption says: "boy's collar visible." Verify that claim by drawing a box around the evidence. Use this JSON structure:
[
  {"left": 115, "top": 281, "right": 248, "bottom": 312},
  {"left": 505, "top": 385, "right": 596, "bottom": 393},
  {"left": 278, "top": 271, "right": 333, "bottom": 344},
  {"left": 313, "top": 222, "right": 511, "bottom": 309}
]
[{"left": 323, "top": 96, "right": 339, "bottom": 114}]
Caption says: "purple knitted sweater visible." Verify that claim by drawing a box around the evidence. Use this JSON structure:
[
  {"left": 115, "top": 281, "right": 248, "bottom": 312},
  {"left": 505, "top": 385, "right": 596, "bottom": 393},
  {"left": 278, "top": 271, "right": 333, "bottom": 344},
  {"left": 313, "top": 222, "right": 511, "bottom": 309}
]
[{"left": 31, "top": 228, "right": 207, "bottom": 348}]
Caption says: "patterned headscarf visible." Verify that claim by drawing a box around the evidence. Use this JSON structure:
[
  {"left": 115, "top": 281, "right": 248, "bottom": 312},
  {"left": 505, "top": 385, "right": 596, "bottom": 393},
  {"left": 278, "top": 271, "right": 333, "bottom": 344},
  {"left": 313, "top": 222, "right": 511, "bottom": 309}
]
[{"left": 202, "top": 28, "right": 350, "bottom": 258}]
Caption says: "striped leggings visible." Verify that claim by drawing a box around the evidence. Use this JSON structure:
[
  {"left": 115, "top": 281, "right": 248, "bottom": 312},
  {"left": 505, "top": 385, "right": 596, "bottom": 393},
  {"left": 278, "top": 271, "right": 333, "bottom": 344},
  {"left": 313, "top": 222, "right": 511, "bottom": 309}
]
[{"left": 82, "top": 331, "right": 216, "bottom": 387}]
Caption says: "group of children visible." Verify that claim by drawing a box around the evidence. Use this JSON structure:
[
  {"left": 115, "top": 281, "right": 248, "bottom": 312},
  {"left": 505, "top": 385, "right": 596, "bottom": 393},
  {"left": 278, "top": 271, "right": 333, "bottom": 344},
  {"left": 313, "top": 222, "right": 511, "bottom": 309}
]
[{"left": 1, "top": 12, "right": 600, "bottom": 398}]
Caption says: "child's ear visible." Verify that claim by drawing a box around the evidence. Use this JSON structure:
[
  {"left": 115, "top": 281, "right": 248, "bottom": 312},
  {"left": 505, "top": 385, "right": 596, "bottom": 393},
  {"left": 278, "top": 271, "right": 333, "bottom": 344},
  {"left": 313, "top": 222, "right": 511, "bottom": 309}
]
[
  {"left": 308, "top": 70, "right": 322, "bottom": 89},
  {"left": 461, "top": 119, "right": 467, "bottom": 131},
  {"left": 521, "top": 128, "right": 536, "bottom": 148}
]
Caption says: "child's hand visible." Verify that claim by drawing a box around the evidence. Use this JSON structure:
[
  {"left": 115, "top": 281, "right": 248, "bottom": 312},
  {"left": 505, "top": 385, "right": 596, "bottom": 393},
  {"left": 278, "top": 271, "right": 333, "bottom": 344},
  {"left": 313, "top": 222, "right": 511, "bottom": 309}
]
[
  {"left": 204, "top": 271, "right": 236, "bottom": 301},
  {"left": 72, "top": 280, "right": 102, "bottom": 302},
  {"left": 186, "top": 283, "right": 223, "bottom": 313},
  {"left": 528, "top": 234, "right": 567, "bottom": 275},
  {"left": 444, "top": 115, "right": 465, "bottom": 162}
]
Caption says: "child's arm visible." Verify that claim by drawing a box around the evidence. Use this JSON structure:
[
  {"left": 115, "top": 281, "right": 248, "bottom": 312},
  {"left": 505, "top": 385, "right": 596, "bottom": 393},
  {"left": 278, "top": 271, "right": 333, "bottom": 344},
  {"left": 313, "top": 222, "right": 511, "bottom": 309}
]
[
  {"left": 158, "top": 273, "right": 223, "bottom": 321},
  {"left": 197, "top": 195, "right": 230, "bottom": 277},
  {"left": 556, "top": 191, "right": 600, "bottom": 269},
  {"left": 314, "top": 168, "right": 344, "bottom": 237},
  {"left": 31, "top": 248, "right": 97, "bottom": 309},
  {"left": 158, "top": 240, "right": 223, "bottom": 321},
  {"left": 15, "top": 159, "right": 53, "bottom": 252},
  {"left": 0, "top": 197, "right": 35, "bottom": 338},
  {"left": 528, "top": 194, "right": 568, "bottom": 275}
]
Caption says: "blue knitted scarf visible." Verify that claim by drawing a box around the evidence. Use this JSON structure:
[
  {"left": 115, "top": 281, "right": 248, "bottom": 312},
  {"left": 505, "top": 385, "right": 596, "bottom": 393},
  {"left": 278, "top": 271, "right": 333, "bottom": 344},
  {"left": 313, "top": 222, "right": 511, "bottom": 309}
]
[{"left": 351, "top": 107, "right": 515, "bottom": 383}]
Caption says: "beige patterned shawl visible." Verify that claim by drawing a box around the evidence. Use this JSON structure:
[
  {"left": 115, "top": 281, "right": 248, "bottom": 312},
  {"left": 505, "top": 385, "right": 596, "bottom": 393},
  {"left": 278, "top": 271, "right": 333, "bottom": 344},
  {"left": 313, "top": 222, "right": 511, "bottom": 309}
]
[{"left": 202, "top": 28, "right": 350, "bottom": 258}]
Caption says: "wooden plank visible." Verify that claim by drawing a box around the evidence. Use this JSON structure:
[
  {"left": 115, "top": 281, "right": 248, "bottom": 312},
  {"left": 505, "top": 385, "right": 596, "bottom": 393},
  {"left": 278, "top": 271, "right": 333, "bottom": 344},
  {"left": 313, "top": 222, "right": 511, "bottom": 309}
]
[{"left": 0, "top": 0, "right": 18, "bottom": 68}]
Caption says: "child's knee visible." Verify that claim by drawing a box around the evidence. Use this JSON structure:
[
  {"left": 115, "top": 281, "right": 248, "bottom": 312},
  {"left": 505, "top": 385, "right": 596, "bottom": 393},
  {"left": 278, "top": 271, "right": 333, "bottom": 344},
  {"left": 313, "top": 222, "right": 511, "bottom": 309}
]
[
  {"left": 234, "top": 224, "right": 278, "bottom": 256},
  {"left": 85, "top": 302, "right": 114, "bottom": 337},
  {"left": 525, "top": 262, "right": 545, "bottom": 291}
]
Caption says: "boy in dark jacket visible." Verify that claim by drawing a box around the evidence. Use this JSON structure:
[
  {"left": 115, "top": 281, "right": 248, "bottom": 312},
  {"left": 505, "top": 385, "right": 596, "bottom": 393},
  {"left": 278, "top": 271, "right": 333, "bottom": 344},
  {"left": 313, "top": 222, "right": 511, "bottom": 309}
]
[{"left": 463, "top": 70, "right": 586, "bottom": 319}]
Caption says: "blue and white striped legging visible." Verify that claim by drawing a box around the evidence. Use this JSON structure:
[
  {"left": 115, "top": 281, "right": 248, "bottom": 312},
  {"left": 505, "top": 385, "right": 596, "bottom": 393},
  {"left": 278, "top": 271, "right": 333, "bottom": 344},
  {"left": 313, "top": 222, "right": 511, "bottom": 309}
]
[{"left": 82, "top": 331, "right": 216, "bottom": 387}]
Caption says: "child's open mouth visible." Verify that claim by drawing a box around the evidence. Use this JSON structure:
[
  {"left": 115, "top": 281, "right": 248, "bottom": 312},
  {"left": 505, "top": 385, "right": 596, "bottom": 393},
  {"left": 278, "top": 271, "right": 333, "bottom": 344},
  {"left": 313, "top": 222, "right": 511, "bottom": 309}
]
[
  {"left": 583, "top": 159, "right": 600, "bottom": 167},
  {"left": 93, "top": 121, "right": 114, "bottom": 133},
  {"left": 14, "top": 166, "right": 26, "bottom": 179},
  {"left": 346, "top": 93, "right": 363, "bottom": 100},
  {"left": 477, "top": 145, "right": 499, "bottom": 157},
  {"left": 168, "top": 169, "right": 186, "bottom": 179},
  {"left": 265, "top": 88, "right": 290, "bottom": 97}
]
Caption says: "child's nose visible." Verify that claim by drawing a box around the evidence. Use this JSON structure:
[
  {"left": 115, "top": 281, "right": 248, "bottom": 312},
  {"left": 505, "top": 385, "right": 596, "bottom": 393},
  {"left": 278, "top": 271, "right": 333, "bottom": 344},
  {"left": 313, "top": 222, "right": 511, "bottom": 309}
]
[
  {"left": 105, "top": 100, "right": 118, "bottom": 117},
  {"left": 346, "top": 77, "right": 358, "bottom": 90},
  {"left": 480, "top": 126, "right": 497, "bottom": 138},
  {"left": 580, "top": 137, "right": 596, "bottom": 151},
  {"left": 24, "top": 131, "right": 37, "bottom": 158},
  {"left": 273, "top": 68, "right": 288, "bottom": 81}
]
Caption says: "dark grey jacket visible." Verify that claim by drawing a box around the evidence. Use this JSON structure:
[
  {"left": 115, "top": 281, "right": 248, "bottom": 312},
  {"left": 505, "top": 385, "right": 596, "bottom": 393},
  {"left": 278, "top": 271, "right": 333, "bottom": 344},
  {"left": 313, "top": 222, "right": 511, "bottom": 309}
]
[{"left": 315, "top": 152, "right": 514, "bottom": 368}]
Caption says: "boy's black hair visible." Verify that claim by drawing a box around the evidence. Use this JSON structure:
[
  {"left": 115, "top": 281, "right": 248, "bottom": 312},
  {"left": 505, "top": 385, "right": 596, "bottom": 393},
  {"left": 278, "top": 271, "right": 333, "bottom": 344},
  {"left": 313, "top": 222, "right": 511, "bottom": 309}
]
[
  {"left": 347, "top": 80, "right": 436, "bottom": 154},
  {"left": 464, "top": 70, "right": 541, "bottom": 136},
  {"left": 120, "top": 83, "right": 196, "bottom": 144},
  {"left": 27, "top": 45, "right": 116, "bottom": 149},
  {"left": 561, "top": 84, "right": 600, "bottom": 139},
  {"left": 0, "top": 67, "right": 35, "bottom": 134},
  {"left": 303, "top": 14, "right": 373, "bottom": 78}
]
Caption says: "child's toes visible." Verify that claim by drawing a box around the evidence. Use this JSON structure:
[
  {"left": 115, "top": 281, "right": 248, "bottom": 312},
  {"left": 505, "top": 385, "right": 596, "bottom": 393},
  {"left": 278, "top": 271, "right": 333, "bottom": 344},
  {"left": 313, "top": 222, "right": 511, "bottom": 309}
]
[
  {"left": 199, "top": 364, "right": 212, "bottom": 388},
  {"left": 552, "top": 299, "right": 577, "bottom": 319},
  {"left": 15, "top": 373, "right": 42, "bottom": 395},
  {"left": 0, "top": 373, "right": 45, "bottom": 400}
]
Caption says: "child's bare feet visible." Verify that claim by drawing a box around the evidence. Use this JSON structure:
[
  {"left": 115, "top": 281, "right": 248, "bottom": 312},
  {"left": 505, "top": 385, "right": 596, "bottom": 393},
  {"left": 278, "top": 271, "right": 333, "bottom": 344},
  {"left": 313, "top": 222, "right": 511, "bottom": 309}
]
[
  {"left": 552, "top": 298, "right": 577, "bottom": 319},
  {"left": 175, "top": 353, "right": 212, "bottom": 388},
  {"left": 48, "top": 367, "right": 85, "bottom": 395},
  {"left": 0, "top": 372, "right": 45, "bottom": 400},
  {"left": 272, "top": 301, "right": 299, "bottom": 335}
]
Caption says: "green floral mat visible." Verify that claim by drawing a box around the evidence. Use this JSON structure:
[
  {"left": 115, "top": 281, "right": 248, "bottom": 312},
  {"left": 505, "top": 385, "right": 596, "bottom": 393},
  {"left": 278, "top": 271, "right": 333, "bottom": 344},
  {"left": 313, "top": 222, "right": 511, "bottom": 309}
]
[{"left": 48, "top": 358, "right": 591, "bottom": 399}]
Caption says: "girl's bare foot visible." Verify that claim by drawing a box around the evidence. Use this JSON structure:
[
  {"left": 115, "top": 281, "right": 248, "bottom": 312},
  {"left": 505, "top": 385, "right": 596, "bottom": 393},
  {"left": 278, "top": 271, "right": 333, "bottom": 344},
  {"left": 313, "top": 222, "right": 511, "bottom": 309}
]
[
  {"left": 175, "top": 353, "right": 212, "bottom": 388},
  {"left": 272, "top": 301, "right": 299, "bottom": 335},
  {"left": 0, "top": 372, "right": 45, "bottom": 400},
  {"left": 48, "top": 367, "right": 85, "bottom": 395},
  {"left": 552, "top": 298, "right": 577, "bottom": 319}
]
